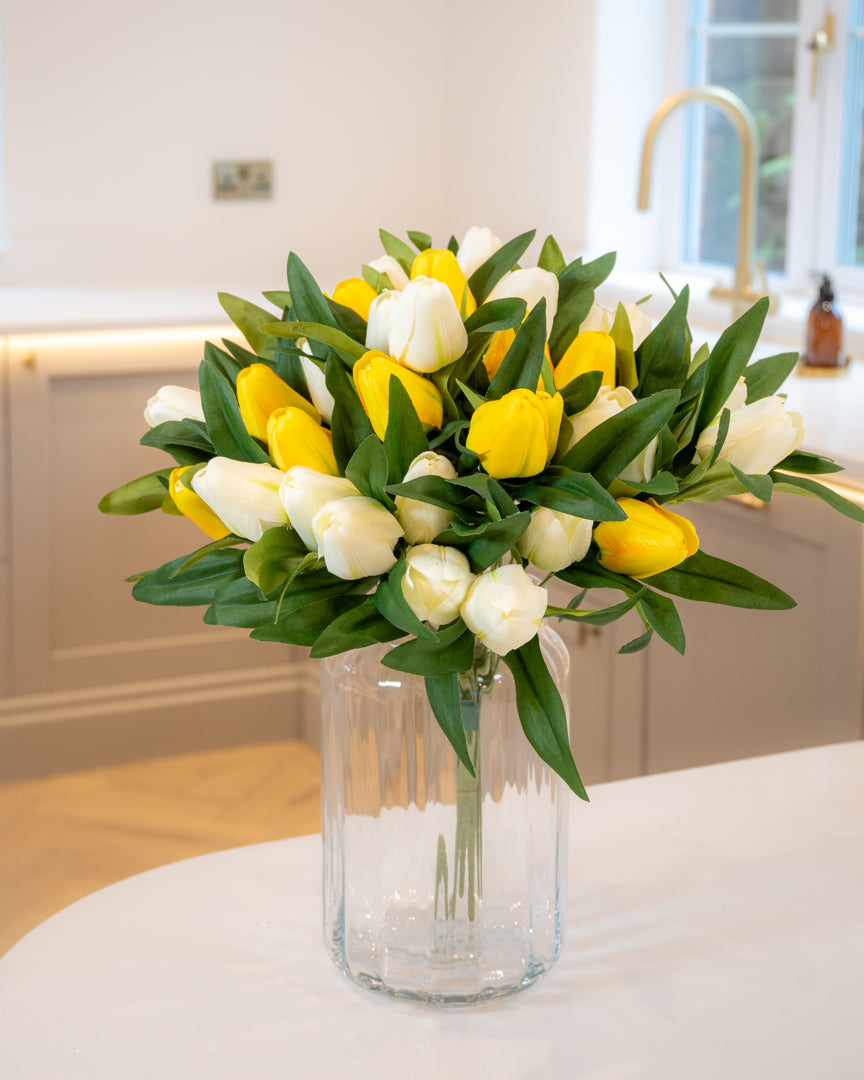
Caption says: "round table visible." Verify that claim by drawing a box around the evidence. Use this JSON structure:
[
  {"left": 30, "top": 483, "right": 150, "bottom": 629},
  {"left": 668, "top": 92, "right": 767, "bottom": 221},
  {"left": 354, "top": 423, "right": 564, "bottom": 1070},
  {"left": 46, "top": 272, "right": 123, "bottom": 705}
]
[{"left": 1, "top": 743, "right": 862, "bottom": 1079}]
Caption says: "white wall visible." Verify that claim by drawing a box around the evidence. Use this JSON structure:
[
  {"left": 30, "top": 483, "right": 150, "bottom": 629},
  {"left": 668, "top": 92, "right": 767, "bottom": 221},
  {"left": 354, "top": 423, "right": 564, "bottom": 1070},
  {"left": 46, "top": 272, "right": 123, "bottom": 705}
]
[{"left": 0, "top": 0, "right": 600, "bottom": 296}]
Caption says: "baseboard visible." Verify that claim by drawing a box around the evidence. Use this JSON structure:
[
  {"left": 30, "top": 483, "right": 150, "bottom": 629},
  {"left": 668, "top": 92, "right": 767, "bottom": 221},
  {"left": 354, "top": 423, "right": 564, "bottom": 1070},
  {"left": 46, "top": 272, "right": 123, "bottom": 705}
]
[{"left": 0, "top": 662, "right": 321, "bottom": 781}]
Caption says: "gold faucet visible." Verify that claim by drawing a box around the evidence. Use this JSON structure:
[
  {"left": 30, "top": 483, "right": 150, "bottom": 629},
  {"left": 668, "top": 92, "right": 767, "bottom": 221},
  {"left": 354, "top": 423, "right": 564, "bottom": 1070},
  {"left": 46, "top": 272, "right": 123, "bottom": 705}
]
[{"left": 637, "top": 84, "right": 777, "bottom": 317}]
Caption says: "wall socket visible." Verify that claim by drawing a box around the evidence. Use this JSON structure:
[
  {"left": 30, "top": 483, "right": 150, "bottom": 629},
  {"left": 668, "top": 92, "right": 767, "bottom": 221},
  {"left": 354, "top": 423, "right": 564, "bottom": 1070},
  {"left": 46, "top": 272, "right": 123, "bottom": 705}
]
[{"left": 212, "top": 160, "right": 273, "bottom": 200}]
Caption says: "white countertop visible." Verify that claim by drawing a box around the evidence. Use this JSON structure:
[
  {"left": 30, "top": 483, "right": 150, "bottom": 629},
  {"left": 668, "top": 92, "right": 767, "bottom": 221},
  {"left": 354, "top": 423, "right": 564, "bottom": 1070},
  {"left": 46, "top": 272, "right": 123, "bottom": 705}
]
[{"left": 0, "top": 742, "right": 861, "bottom": 1080}]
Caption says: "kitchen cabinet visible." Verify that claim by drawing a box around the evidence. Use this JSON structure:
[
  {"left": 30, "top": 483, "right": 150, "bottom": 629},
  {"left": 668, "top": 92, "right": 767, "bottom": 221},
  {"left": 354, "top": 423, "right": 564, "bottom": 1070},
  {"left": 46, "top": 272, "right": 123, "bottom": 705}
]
[{"left": 0, "top": 325, "right": 316, "bottom": 780}]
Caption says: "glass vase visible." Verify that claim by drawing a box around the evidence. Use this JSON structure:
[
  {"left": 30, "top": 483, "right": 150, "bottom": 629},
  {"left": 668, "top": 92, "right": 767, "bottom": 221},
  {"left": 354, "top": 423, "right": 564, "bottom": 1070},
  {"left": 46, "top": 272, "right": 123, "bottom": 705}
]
[{"left": 320, "top": 625, "right": 570, "bottom": 1006}]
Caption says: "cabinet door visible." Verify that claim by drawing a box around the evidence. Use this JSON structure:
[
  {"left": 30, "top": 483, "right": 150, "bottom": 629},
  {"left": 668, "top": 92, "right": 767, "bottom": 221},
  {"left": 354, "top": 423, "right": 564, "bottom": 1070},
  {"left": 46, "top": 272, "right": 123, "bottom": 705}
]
[{"left": 645, "top": 494, "right": 864, "bottom": 772}]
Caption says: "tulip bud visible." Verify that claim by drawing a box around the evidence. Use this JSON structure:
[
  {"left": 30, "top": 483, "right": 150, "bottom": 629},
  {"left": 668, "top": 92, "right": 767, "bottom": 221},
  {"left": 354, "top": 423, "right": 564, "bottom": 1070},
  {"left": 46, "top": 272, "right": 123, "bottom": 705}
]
[
  {"left": 517, "top": 506, "right": 593, "bottom": 572},
  {"left": 388, "top": 277, "right": 469, "bottom": 374},
  {"left": 395, "top": 451, "right": 458, "bottom": 543},
  {"left": 594, "top": 498, "right": 699, "bottom": 579},
  {"left": 353, "top": 350, "right": 444, "bottom": 440},
  {"left": 566, "top": 386, "right": 657, "bottom": 484},
  {"left": 366, "top": 255, "right": 409, "bottom": 290},
  {"left": 466, "top": 388, "right": 563, "bottom": 479},
  {"left": 402, "top": 544, "right": 475, "bottom": 626},
  {"left": 279, "top": 466, "right": 359, "bottom": 550},
  {"left": 365, "top": 290, "right": 402, "bottom": 353},
  {"left": 486, "top": 268, "right": 559, "bottom": 336},
  {"left": 410, "top": 248, "right": 477, "bottom": 316},
  {"left": 236, "top": 363, "right": 320, "bottom": 441},
  {"left": 456, "top": 225, "right": 502, "bottom": 279},
  {"left": 460, "top": 564, "right": 548, "bottom": 656},
  {"left": 298, "top": 354, "right": 336, "bottom": 425},
  {"left": 144, "top": 385, "right": 205, "bottom": 427},
  {"left": 331, "top": 277, "right": 377, "bottom": 320},
  {"left": 579, "top": 301, "right": 652, "bottom": 349},
  {"left": 695, "top": 395, "right": 805, "bottom": 476},
  {"left": 191, "top": 457, "right": 288, "bottom": 542},
  {"left": 554, "top": 331, "right": 616, "bottom": 390},
  {"left": 267, "top": 407, "right": 338, "bottom": 475},
  {"left": 168, "top": 467, "right": 231, "bottom": 541},
  {"left": 312, "top": 495, "right": 403, "bottom": 580}
]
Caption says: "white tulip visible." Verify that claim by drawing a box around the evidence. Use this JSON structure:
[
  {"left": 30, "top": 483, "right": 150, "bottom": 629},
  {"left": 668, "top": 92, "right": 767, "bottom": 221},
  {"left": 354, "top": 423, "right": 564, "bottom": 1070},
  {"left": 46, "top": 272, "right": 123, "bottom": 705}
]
[
  {"left": 566, "top": 386, "right": 657, "bottom": 484},
  {"left": 486, "top": 267, "right": 559, "bottom": 336},
  {"left": 395, "top": 451, "right": 458, "bottom": 543},
  {"left": 401, "top": 544, "right": 475, "bottom": 626},
  {"left": 460, "top": 564, "right": 548, "bottom": 656},
  {"left": 365, "top": 290, "right": 402, "bottom": 354},
  {"left": 579, "top": 301, "right": 652, "bottom": 349},
  {"left": 279, "top": 466, "right": 359, "bottom": 550},
  {"left": 298, "top": 355, "right": 336, "bottom": 425},
  {"left": 456, "top": 225, "right": 502, "bottom": 279},
  {"left": 191, "top": 457, "right": 287, "bottom": 542},
  {"left": 312, "top": 495, "right": 403, "bottom": 580},
  {"left": 695, "top": 395, "right": 805, "bottom": 475},
  {"left": 366, "top": 255, "right": 409, "bottom": 291},
  {"left": 388, "top": 277, "right": 468, "bottom": 373},
  {"left": 144, "top": 385, "right": 205, "bottom": 427},
  {"left": 517, "top": 506, "right": 593, "bottom": 573},
  {"left": 720, "top": 376, "right": 749, "bottom": 415}
]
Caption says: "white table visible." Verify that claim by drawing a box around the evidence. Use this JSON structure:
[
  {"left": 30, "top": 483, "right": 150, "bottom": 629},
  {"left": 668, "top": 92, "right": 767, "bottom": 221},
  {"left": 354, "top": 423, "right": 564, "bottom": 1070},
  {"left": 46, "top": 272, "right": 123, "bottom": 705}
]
[{"left": 1, "top": 743, "right": 862, "bottom": 1080}]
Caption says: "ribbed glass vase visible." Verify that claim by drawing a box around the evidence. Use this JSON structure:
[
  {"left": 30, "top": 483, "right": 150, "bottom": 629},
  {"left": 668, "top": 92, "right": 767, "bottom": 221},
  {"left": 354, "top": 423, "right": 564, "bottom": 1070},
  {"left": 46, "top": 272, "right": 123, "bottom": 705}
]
[{"left": 320, "top": 626, "right": 570, "bottom": 1006}]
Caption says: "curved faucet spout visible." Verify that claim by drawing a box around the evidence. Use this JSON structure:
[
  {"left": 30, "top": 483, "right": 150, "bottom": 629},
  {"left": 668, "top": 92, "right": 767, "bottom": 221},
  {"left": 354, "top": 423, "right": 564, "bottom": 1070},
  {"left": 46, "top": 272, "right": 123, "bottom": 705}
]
[{"left": 638, "top": 84, "right": 776, "bottom": 316}]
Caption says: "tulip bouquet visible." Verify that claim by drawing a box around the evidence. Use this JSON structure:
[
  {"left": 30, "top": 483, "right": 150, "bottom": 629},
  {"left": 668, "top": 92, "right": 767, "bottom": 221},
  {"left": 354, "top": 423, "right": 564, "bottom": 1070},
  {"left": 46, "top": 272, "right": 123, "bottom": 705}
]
[{"left": 101, "top": 225, "right": 863, "bottom": 800}]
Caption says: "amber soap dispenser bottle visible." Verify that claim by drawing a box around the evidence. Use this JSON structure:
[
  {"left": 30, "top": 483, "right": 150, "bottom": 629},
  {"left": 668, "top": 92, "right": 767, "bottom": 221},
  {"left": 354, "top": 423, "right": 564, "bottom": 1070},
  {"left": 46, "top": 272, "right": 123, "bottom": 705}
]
[{"left": 805, "top": 275, "right": 844, "bottom": 368}]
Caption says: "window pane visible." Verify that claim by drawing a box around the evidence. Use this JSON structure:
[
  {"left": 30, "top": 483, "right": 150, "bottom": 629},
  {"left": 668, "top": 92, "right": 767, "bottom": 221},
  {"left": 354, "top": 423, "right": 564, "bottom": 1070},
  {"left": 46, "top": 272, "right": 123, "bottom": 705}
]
[
  {"left": 838, "top": 6, "right": 864, "bottom": 265},
  {"left": 687, "top": 34, "right": 797, "bottom": 272},
  {"left": 706, "top": 0, "right": 797, "bottom": 24}
]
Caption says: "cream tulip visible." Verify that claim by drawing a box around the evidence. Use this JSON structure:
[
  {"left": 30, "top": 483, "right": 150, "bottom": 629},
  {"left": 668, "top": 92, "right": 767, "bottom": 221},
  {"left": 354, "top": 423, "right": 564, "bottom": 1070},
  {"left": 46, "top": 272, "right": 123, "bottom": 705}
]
[
  {"left": 366, "top": 254, "right": 410, "bottom": 290},
  {"left": 312, "top": 496, "right": 403, "bottom": 580},
  {"left": 695, "top": 395, "right": 805, "bottom": 475},
  {"left": 579, "top": 301, "right": 652, "bottom": 349},
  {"left": 486, "top": 268, "right": 559, "bottom": 336},
  {"left": 388, "top": 276, "right": 469, "bottom": 374},
  {"left": 191, "top": 457, "right": 287, "bottom": 542},
  {"left": 395, "top": 451, "right": 459, "bottom": 543},
  {"left": 517, "top": 506, "right": 593, "bottom": 573},
  {"left": 144, "top": 385, "right": 205, "bottom": 427},
  {"left": 279, "top": 466, "right": 360, "bottom": 550},
  {"left": 460, "top": 564, "right": 548, "bottom": 656},
  {"left": 566, "top": 386, "right": 657, "bottom": 484},
  {"left": 456, "top": 225, "right": 503, "bottom": 279},
  {"left": 299, "top": 354, "right": 336, "bottom": 425},
  {"left": 365, "top": 290, "right": 402, "bottom": 354},
  {"left": 401, "top": 544, "right": 475, "bottom": 626}
]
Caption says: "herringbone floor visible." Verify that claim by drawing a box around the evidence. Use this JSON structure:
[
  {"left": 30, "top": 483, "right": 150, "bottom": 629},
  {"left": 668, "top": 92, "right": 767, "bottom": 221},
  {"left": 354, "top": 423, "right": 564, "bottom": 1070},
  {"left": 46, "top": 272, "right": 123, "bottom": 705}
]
[{"left": 0, "top": 739, "right": 321, "bottom": 957}]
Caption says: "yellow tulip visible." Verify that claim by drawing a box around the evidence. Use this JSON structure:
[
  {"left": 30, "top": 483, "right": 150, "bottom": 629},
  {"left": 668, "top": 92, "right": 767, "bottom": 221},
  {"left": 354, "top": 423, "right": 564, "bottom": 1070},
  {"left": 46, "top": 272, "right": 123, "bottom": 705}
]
[
  {"left": 331, "top": 277, "right": 377, "bottom": 320},
  {"left": 267, "top": 407, "right": 338, "bottom": 475},
  {"left": 554, "top": 331, "right": 616, "bottom": 390},
  {"left": 236, "top": 363, "right": 320, "bottom": 441},
  {"left": 353, "top": 350, "right": 444, "bottom": 440},
  {"left": 168, "top": 467, "right": 231, "bottom": 541},
  {"left": 593, "top": 498, "right": 699, "bottom": 579},
  {"left": 411, "top": 248, "right": 477, "bottom": 316},
  {"left": 482, "top": 327, "right": 552, "bottom": 385},
  {"left": 465, "top": 388, "right": 563, "bottom": 479}
]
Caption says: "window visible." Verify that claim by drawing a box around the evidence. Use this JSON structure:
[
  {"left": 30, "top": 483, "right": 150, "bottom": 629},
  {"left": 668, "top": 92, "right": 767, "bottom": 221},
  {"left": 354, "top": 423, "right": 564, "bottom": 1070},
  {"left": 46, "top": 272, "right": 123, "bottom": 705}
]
[{"left": 679, "top": 1, "right": 864, "bottom": 295}]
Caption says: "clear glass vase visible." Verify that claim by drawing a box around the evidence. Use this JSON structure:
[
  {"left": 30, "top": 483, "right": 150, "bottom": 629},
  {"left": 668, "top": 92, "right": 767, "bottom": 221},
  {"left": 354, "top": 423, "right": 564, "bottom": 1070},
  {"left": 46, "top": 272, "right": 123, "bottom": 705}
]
[{"left": 320, "top": 625, "right": 570, "bottom": 1006}]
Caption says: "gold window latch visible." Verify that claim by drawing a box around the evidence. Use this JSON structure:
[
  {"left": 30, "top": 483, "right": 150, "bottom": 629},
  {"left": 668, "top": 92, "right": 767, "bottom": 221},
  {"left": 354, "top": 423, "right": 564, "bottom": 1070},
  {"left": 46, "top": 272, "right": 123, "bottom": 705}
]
[{"left": 807, "top": 13, "right": 835, "bottom": 100}]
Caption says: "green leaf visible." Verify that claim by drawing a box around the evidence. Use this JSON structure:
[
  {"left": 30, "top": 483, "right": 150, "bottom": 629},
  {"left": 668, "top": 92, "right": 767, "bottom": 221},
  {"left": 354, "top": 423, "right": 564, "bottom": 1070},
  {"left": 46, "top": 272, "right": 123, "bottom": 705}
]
[
  {"left": 205, "top": 574, "right": 279, "bottom": 628},
  {"left": 262, "top": 289, "right": 291, "bottom": 309},
  {"left": 558, "top": 370, "right": 603, "bottom": 415},
  {"left": 637, "top": 590, "right": 685, "bottom": 654},
  {"left": 548, "top": 587, "right": 646, "bottom": 625},
  {"left": 98, "top": 469, "right": 173, "bottom": 515},
  {"left": 774, "top": 450, "right": 843, "bottom": 475},
  {"left": 463, "top": 297, "right": 527, "bottom": 336},
  {"left": 770, "top": 472, "right": 864, "bottom": 523},
  {"left": 424, "top": 673, "right": 475, "bottom": 775},
  {"left": 217, "top": 293, "right": 280, "bottom": 356},
  {"left": 198, "top": 360, "right": 272, "bottom": 464},
  {"left": 251, "top": 594, "right": 368, "bottom": 646},
  {"left": 139, "top": 419, "right": 214, "bottom": 466},
  {"left": 243, "top": 527, "right": 309, "bottom": 594},
  {"left": 449, "top": 474, "right": 519, "bottom": 517},
  {"left": 384, "top": 475, "right": 477, "bottom": 519},
  {"left": 407, "top": 229, "right": 432, "bottom": 251},
  {"left": 462, "top": 512, "right": 532, "bottom": 571},
  {"left": 610, "top": 302, "right": 638, "bottom": 392},
  {"left": 383, "top": 376, "right": 430, "bottom": 485},
  {"left": 204, "top": 340, "right": 246, "bottom": 384},
  {"left": 648, "top": 550, "right": 796, "bottom": 609},
  {"left": 537, "top": 234, "right": 565, "bottom": 276},
  {"left": 743, "top": 350, "right": 799, "bottom": 402},
  {"left": 326, "top": 354, "right": 375, "bottom": 472},
  {"left": 132, "top": 548, "right": 246, "bottom": 607},
  {"left": 325, "top": 297, "right": 368, "bottom": 343},
  {"left": 617, "top": 627, "right": 654, "bottom": 654},
  {"left": 345, "top": 434, "right": 391, "bottom": 505},
  {"left": 635, "top": 286, "right": 690, "bottom": 398},
  {"left": 695, "top": 297, "right": 770, "bottom": 432},
  {"left": 502, "top": 636, "right": 588, "bottom": 800},
  {"left": 467, "top": 229, "right": 536, "bottom": 305},
  {"left": 258, "top": 320, "right": 366, "bottom": 362},
  {"left": 729, "top": 463, "right": 773, "bottom": 503},
  {"left": 286, "top": 253, "right": 340, "bottom": 331},
  {"left": 487, "top": 299, "right": 548, "bottom": 398},
  {"left": 548, "top": 251, "right": 616, "bottom": 360},
  {"left": 382, "top": 620, "right": 476, "bottom": 676},
  {"left": 559, "top": 388, "right": 680, "bottom": 488},
  {"left": 374, "top": 558, "right": 438, "bottom": 641},
  {"left": 515, "top": 467, "right": 626, "bottom": 521},
  {"left": 379, "top": 229, "right": 416, "bottom": 276},
  {"left": 309, "top": 596, "right": 404, "bottom": 658}
]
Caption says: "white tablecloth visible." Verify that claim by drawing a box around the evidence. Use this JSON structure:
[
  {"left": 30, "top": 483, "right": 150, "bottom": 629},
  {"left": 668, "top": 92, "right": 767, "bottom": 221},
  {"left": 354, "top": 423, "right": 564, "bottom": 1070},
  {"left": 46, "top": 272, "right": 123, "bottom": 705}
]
[{"left": 1, "top": 743, "right": 862, "bottom": 1079}]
